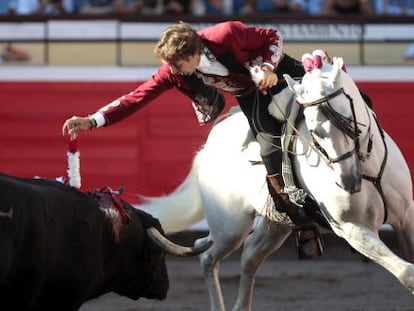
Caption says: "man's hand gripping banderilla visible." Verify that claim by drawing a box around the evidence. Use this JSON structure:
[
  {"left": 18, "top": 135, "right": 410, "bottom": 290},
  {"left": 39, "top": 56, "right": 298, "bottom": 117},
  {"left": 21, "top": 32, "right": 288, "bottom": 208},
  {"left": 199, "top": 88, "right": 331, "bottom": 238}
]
[{"left": 62, "top": 116, "right": 97, "bottom": 140}]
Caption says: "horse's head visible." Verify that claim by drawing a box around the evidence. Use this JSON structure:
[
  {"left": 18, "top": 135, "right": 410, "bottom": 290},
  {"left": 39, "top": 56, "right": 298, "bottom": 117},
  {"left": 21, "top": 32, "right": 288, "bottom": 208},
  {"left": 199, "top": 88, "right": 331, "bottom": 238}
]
[{"left": 284, "top": 51, "right": 363, "bottom": 194}]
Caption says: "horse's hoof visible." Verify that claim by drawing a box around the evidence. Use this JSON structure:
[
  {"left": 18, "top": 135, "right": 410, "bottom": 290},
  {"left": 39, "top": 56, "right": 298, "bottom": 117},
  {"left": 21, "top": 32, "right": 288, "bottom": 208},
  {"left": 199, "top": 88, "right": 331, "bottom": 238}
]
[{"left": 296, "top": 229, "right": 323, "bottom": 260}]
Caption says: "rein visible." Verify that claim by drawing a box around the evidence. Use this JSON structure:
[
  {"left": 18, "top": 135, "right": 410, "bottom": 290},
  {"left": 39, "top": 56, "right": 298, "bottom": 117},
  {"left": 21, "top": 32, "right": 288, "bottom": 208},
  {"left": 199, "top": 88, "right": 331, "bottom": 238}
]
[{"left": 250, "top": 76, "right": 303, "bottom": 152}]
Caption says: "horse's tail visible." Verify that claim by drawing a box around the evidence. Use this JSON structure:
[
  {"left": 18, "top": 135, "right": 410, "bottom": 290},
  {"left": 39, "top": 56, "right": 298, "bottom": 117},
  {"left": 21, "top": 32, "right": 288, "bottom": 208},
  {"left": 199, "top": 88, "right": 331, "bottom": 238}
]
[{"left": 137, "top": 151, "right": 205, "bottom": 234}]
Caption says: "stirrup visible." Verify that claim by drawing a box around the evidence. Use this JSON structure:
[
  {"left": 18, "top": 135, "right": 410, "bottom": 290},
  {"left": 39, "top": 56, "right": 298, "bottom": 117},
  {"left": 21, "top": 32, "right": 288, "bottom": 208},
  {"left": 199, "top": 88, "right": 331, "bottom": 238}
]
[{"left": 283, "top": 185, "right": 307, "bottom": 207}]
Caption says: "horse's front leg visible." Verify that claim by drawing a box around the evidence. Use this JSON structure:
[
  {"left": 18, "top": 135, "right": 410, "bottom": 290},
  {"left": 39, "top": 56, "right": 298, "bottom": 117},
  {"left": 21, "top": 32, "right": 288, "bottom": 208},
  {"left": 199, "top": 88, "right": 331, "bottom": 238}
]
[
  {"left": 196, "top": 235, "right": 226, "bottom": 311},
  {"left": 199, "top": 201, "right": 256, "bottom": 311},
  {"left": 232, "top": 217, "right": 291, "bottom": 311},
  {"left": 198, "top": 229, "right": 251, "bottom": 311},
  {"left": 333, "top": 221, "right": 414, "bottom": 294}
]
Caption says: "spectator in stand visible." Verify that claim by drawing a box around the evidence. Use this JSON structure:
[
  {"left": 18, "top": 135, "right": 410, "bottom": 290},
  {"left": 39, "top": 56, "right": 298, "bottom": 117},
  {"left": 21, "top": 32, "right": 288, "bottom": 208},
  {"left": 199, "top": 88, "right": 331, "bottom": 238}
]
[
  {"left": 304, "top": 0, "right": 324, "bottom": 15},
  {"left": 373, "top": 0, "right": 414, "bottom": 15},
  {"left": 199, "top": 0, "right": 255, "bottom": 15},
  {"left": 255, "top": 0, "right": 306, "bottom": 14},
  {"left": 133, "top": 0, "right": 161, "bottom": 15},
  {"left": 0, "top": 0, "right": 16, "bottom": 14},
  {"left": 0, "top": 42, "right": 31, "bottom": 62},
  {"left": 15, "top": 0, "right": 74, "bottom": 14},
  {"left": 163, "top": 0, "right": 190, "bottom": 14},
  {"left": 76, "top": 0, "right": 138, "bottom": 15},
  {"left": 322, "top": 0, "right": 375, "bottom": 15}
]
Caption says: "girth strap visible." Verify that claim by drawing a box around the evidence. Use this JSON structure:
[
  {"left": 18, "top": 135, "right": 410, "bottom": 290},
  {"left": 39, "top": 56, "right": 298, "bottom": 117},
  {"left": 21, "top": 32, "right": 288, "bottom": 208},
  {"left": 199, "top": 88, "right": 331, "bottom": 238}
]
[{"left": 362, "top": 115, "right": 388, "bottom": 224}]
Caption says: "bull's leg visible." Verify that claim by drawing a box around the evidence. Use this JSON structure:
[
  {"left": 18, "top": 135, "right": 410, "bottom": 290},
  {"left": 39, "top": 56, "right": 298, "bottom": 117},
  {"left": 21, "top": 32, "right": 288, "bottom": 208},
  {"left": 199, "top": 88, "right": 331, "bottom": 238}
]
[
  {"left": 0, "top": 238, "right": 13, "bottom": 282},
  {"left": 232, "top": 218, "right": 291, "bottom": 311},
  {"left": 333, "top": 222, "right": 414, "bottom": 294}
]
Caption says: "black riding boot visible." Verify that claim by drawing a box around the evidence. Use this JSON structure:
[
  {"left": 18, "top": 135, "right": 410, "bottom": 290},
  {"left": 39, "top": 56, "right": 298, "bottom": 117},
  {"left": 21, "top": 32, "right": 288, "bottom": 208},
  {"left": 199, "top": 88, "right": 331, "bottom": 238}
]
[{"left": 267, "top": 174, "right": 323, "bottom": 260}]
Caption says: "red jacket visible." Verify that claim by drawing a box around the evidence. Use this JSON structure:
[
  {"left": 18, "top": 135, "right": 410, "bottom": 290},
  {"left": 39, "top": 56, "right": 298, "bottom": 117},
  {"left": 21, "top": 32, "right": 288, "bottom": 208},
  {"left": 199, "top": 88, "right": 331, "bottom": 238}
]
[{"left": 97, "top": 21, "right": 283, "bottom": 126}]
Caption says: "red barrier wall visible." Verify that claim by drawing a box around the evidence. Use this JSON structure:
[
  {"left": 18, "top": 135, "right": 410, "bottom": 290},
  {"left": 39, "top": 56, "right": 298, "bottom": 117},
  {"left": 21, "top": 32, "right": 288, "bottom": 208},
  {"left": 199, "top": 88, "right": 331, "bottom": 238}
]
[
  {"left": 0, "top": 81, "right": 412, "bottom": 203},
  {"left": 357, "top": 82, "right": 414, "bottom": 164},
  {"left": 0, "top": 81, "right": 239, "bottom": 203}
]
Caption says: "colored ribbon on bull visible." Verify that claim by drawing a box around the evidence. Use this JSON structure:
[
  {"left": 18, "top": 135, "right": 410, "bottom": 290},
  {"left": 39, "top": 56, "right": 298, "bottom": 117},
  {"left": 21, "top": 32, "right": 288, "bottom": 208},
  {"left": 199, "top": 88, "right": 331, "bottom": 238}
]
[{"left": 67, "top": 138, "right": 81, "bottom": 189}]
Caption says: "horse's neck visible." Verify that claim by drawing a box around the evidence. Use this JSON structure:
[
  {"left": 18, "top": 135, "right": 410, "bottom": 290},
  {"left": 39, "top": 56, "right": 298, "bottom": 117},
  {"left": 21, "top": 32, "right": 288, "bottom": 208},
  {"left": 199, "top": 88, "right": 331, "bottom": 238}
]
[
  {"left": 337, "top": 71, "right": 364, "bottom": 106},
  {"left": 335, "top": 72, "right": 388, "bottom": 172},
  {"left": 332, "top": 72, "right": 371, "bottom": 124}
]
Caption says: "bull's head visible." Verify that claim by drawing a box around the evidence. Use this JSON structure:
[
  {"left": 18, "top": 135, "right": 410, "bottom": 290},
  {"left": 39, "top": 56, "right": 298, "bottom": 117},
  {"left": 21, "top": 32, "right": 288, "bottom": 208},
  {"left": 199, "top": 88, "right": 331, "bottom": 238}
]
[
  {"left": 122, "top": 225, "right": 170, "bottom": 300},
  {"left": 114, "top": 205, "right": 212, "bottom": 301}
]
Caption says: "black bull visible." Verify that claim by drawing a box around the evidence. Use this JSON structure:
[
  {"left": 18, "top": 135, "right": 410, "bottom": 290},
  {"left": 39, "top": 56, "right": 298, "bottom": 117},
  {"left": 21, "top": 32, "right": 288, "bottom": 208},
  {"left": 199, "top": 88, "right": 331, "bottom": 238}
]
[{"left": 0, "top": 172, "right": 211, "bottom": 311}]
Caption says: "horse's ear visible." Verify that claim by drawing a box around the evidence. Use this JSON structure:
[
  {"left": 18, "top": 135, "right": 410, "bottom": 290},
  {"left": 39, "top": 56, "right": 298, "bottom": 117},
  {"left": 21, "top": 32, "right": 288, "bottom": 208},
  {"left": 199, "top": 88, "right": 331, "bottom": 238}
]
[
  {"left": 333, "top": 56, "right": 344, "bottom": 68},
  {"left": 284, "top": 74, "right": 298, "bottom": 91},
  {"left": 331, "top": 57, "right": 344, "bottom": 80},
  {"left": 284, "top": 74, "right": 304, "bottom": 96}
]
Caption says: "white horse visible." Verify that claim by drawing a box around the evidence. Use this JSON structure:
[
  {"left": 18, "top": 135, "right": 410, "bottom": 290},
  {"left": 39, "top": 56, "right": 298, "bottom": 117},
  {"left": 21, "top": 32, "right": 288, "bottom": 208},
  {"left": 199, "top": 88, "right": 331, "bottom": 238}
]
[
  {"left": 140, "top": 108, "right": 294, "bottom": 311},
  {"left": 282, "top": 54, "right": 414, "bottom": 291},
  {"left": 140, "top": 54, "right": 414, "bottom": 310}
]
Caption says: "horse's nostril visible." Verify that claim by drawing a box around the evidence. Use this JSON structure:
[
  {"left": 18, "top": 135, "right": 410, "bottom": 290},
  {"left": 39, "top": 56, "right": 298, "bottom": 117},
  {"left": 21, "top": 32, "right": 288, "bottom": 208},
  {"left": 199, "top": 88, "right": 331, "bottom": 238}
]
[{"left": 335, "top": 173, "right": 362, "bottom": 194}]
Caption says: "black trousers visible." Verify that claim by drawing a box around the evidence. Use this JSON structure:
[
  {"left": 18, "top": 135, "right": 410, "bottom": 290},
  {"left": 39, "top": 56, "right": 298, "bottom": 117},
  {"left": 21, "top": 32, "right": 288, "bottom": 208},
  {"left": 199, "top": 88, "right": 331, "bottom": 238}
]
[{"left": 236, "top": 54, "right": 305, "bottom": 175}]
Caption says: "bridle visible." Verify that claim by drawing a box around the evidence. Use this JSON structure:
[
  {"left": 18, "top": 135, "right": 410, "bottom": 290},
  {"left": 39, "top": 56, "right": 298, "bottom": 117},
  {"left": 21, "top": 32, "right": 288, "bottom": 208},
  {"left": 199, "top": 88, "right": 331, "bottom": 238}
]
[
  {"left": 301, "top": 85, "right": 389, "bottom": 223},
  {"left": 301, "top": 87, "right": 362, "bottom": 166}
]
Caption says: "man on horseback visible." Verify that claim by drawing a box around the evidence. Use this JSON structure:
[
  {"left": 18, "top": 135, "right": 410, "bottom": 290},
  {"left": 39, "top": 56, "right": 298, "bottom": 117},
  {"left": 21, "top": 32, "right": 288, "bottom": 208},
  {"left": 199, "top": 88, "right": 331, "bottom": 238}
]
[{"left": 62, "top": 21, "right": 323, "bottom": 259}]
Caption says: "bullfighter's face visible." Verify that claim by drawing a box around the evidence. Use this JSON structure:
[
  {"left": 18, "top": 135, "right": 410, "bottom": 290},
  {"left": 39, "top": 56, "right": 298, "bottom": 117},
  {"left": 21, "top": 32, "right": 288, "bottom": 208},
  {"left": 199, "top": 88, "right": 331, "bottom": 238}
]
[{"left": 164, "top": 53, "right": 201, "bottom": 76}]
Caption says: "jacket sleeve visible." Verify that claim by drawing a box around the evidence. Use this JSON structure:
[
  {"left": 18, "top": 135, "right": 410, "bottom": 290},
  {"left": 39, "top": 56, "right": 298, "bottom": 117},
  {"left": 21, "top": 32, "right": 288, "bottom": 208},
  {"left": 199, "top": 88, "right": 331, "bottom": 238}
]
[
  {"left": 97, "top": 65, "right": 175, "bottom": 126},
  {"left": 96, "top": 64, "right": 225, "bottom": 127},
  {"left": 233, "top": 21, "right": 283, "bottom": 68}
]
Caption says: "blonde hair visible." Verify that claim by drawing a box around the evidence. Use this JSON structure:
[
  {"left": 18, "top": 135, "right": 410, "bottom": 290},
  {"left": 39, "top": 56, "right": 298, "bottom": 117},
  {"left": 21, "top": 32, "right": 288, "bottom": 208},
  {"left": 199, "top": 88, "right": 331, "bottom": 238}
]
[{"left": 154, "top": 22, "right": 203, "bottom": 64}]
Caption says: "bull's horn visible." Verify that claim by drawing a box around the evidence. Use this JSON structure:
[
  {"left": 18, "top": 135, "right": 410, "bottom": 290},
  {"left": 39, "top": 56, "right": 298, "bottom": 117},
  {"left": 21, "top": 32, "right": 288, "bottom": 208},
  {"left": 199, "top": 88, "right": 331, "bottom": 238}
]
[{"left": 146, "top": 227, "right": 213, "bottom": 257}]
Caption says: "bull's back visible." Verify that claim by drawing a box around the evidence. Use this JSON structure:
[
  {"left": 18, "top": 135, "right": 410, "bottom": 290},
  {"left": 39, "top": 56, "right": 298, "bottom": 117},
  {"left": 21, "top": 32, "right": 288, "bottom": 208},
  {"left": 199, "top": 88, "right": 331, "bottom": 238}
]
[
  {"left": 0, "top": 172, "right": 168, "bottom": 309},
  {"left": 0, "top": 173, "right": 108, "bottom": 310}
]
